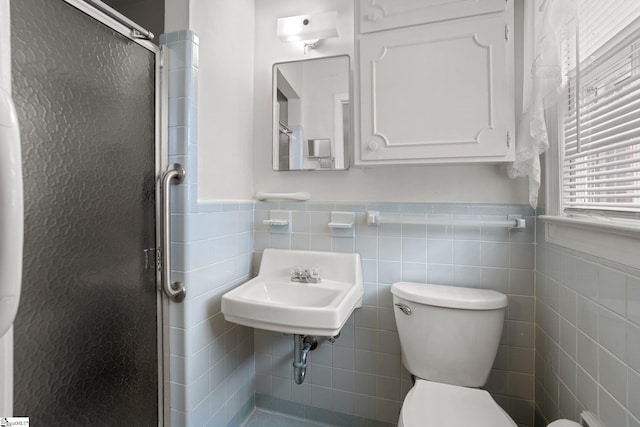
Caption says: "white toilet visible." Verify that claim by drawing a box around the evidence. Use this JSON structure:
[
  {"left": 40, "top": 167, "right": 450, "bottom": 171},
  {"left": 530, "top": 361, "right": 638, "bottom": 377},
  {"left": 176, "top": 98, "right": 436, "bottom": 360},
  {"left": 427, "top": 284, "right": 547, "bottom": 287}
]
[{"left": 392, "top": 282, "right": 582, "bottom": 427}]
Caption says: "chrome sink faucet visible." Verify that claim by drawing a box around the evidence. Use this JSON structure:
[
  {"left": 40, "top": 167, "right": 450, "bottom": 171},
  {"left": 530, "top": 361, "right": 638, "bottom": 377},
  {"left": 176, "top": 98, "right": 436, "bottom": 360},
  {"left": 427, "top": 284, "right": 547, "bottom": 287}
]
[{"left": 290, "top": 266, "right": 321, "bottom": 283}]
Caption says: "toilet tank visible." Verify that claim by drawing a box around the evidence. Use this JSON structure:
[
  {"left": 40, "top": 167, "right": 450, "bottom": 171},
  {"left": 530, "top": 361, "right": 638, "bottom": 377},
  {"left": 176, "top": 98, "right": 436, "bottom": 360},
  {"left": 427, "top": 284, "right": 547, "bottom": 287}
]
[{"left": 391, "top": 282, "right": 507, "bottom": 388}]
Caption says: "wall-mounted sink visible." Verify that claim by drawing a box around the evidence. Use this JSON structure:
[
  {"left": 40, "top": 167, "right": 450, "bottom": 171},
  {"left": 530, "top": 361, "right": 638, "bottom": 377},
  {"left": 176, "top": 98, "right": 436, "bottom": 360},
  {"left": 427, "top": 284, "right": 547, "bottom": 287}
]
[{"left": 221, "top": 248, "right": 363, "bottom": 336}]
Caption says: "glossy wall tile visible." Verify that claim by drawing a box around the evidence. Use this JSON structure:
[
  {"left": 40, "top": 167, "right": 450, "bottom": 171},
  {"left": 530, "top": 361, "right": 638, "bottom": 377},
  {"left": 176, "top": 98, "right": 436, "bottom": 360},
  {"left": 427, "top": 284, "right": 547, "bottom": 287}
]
[
  {"left": 535, "top": 216, "right": 640, "bottom": 427},
  {"left": 163, "top": 30, "right": 254, "bottom": 427},
  {"left": 254, "top": 201, "right": 537, "bottom": 426}
]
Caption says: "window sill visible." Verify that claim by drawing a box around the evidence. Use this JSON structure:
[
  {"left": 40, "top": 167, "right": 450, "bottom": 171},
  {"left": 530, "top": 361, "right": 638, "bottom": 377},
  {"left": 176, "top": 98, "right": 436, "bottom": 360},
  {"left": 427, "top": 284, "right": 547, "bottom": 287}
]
[{"left": 539, "top": 215, "right": 640, "bottom": 269}]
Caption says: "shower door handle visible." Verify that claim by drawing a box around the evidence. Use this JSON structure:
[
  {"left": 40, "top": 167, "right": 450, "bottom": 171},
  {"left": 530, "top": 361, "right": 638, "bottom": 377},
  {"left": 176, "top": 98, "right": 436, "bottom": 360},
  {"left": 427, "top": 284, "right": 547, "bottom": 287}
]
[{"left": 161, "top": 163, "right": 186, "bottom": 302}]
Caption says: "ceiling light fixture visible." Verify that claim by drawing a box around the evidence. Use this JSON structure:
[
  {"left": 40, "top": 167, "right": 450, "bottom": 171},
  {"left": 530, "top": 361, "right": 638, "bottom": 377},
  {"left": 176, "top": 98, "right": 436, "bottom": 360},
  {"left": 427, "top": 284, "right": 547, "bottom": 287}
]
[{"left": 277, "top": 11, "right": 338, "bottom": 52}]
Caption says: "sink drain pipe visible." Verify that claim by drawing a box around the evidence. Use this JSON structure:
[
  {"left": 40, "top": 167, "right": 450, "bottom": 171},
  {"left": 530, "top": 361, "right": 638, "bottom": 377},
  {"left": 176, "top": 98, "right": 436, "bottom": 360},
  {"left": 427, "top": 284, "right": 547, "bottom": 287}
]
[{"left": 293, "top": 335, "right": 317, "bottom": 384}]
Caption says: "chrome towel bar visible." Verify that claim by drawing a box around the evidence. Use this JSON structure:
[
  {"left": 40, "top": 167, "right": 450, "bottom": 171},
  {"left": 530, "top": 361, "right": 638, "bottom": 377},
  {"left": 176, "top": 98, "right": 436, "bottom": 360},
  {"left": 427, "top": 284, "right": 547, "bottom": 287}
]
[{"left": 366, "top": 211, "right": 526, "bottom": 230}]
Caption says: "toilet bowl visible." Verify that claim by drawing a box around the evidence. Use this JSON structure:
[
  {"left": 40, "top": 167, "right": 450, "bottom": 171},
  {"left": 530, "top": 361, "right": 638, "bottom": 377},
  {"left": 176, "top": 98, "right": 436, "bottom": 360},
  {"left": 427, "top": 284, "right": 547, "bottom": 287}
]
[
  {"left": 398, "top": 380, "right": 516, "bottom": 427},
  {"left": 392, "top": 282, "right": 582, "bottom": 427},
  {"left": 398, "top": 381, "right": 583, "bottom": 427}
]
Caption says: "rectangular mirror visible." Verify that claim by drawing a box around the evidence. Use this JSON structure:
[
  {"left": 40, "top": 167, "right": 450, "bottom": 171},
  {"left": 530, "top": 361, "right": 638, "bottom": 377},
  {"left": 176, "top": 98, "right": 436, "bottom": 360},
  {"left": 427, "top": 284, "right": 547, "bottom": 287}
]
[{"left": 272, "top": 55, "right": 351, "bottom": 171}]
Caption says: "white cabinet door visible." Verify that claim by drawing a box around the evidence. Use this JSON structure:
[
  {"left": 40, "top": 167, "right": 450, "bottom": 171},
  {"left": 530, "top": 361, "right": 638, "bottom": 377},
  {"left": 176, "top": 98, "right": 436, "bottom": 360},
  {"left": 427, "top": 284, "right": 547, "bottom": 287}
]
[
  {"left": 359, "top": 0, "right": 506, "bottom": 33},
  {"left": 357, "top": 12, "right": 514, "bottom": 165}
]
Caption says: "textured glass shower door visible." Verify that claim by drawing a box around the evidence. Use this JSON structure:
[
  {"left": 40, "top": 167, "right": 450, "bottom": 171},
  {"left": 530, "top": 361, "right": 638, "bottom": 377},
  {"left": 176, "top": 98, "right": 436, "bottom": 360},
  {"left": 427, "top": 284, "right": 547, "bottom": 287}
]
[{"left": 11, "top": 0, "right": 161, "bottom": 424}]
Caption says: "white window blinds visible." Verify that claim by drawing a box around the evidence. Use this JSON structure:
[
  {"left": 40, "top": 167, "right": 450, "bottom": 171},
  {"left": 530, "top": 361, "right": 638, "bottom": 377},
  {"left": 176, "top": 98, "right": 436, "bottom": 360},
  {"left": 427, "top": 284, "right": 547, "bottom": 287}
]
[{"left": 562, "top": 0, "right": 640, "bottom": 215}]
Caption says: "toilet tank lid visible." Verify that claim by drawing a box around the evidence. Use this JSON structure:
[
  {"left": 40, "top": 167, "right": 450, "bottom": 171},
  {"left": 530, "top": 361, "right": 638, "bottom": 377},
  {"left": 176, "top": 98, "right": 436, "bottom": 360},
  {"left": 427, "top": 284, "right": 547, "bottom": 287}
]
[{"left": 391, "top": 282, "right": 508, "bottom": 310}]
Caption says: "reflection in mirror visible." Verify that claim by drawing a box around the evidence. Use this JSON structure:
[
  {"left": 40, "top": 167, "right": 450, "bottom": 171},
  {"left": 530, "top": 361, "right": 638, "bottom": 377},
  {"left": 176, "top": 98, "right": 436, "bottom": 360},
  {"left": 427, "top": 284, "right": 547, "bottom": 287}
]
[{"left": 273, "top": 55, "right": 350, "bottom": 171}]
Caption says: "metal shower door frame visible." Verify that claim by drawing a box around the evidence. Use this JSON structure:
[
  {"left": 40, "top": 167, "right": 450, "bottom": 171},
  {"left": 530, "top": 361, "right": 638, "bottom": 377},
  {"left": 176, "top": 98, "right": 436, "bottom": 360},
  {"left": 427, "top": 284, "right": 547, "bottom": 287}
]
[
  {"left": 61, "top": 1, "right": 169, "bottom": 425},
  {"left": 0, "top": 0, "right": 14, "bottom": 417}
]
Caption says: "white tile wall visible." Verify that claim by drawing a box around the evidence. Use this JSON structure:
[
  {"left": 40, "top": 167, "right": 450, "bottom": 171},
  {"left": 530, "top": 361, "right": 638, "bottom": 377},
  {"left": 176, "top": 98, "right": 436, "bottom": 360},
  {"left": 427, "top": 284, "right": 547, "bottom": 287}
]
[
  {"left": 535, "top": 218, "right": 640, "bottom": 427},
  {"left": 163, "top": 30, "right": 254, "bottom": 427},
  {"left": 255, "top": 202, "right": 537, "bottom": 426},
  {"left": 157, "top": 27, "right": 640, "bottom": 427}
]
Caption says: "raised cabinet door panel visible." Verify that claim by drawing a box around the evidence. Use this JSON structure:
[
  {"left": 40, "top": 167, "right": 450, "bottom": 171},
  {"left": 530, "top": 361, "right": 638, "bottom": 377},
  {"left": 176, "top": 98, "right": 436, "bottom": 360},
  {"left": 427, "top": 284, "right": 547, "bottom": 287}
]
[
  {"left": 358, "top": 12, "right": 514, "bottom": 164},
  {"left": 359, "top": 0, "right": 506, "bottom": 33}
]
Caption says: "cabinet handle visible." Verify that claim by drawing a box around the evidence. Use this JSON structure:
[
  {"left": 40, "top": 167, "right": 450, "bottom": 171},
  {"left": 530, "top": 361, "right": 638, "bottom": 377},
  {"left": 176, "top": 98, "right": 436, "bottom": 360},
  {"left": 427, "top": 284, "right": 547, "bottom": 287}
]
[
  {"left": 366, "top": 10, "right": 380, "bottom": 22},
  {"left": 368, "top": 141, "right": 379, "bottom": 152}
]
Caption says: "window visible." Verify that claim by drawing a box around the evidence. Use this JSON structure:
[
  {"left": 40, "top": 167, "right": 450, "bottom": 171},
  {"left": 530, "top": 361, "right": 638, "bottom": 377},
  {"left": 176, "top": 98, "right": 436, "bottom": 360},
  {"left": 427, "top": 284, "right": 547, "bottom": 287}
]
[{"left": 561, "top": 0, "right": 640, "bottom": 219}]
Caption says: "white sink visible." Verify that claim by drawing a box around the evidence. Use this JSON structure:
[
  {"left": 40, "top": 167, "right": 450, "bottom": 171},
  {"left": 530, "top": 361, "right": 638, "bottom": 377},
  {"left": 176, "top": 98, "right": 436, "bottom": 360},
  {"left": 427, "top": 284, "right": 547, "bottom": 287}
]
[{"left": 221, "top": 248, "right": 363, "bottom": 336}]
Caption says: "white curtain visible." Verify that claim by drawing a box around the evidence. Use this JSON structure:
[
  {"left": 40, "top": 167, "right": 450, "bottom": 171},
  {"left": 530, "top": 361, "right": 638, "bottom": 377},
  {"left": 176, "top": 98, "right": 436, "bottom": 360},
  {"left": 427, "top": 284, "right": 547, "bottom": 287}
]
[{"left": 508, "top": 0, "right": 577, "bottom": 208}]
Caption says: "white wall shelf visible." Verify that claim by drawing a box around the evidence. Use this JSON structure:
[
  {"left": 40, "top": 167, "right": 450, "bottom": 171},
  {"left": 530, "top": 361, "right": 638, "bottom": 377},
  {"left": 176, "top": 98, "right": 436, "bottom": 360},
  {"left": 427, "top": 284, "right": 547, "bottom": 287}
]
[{"left": 255, "top": 192, "right": 310, "bottom": 202}]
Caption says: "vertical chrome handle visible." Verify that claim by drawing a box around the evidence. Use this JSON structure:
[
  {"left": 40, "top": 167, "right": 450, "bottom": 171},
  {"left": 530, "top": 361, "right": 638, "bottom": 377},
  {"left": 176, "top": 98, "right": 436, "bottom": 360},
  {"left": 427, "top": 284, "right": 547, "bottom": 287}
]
[{"left": 161, "top": 163, "right": 186, "bottom": 302}]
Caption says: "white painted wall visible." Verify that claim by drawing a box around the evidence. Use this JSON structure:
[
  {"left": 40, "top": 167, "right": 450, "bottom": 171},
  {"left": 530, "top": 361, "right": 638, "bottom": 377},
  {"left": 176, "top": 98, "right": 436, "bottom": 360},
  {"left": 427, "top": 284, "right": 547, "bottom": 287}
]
[
  {"left": 168, "top": 0, "right": 528, "bottom": 202},
  {"left": 164, "top": 0, "right": 188, "bottom": 33},
  {"left": 277, "top": 62, "right": 304, "bottom": 100},
  {"left": 253, "top": 0, "right": 529, "bottom": 203},
  {"left": 301, "top": 57, "right": 348, "bottom": 169},
  {"left": 189, "top": 0, "right": 256, "bottom": 200}
]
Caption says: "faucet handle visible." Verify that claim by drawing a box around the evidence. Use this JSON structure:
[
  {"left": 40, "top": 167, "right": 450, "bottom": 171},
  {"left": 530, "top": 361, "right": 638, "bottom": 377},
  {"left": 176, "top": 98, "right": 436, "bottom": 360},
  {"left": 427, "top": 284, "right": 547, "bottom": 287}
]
[
  {"left": 308, "top": 266, "right": 321, "bottom": 283},
  {"left": 290, "top": 266, "right": 304, "bottom": 280}
]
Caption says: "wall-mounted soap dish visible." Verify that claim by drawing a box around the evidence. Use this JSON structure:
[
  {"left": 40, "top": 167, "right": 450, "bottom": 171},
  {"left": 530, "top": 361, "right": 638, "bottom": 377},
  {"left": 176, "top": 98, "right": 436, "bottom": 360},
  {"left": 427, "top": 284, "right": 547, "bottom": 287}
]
[
  {"left": 328, "top": 211, "right": 355, "bottom": 237},
  {"left": 263, "top": 210, "right": 292, "bottom": 233}
]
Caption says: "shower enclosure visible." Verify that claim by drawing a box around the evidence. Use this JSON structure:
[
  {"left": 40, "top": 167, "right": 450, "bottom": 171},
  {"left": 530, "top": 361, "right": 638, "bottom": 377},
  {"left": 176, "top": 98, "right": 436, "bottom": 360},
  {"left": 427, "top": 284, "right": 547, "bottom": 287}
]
[{"left": 10, "top": 0, "right": 166, "bottom": 424}]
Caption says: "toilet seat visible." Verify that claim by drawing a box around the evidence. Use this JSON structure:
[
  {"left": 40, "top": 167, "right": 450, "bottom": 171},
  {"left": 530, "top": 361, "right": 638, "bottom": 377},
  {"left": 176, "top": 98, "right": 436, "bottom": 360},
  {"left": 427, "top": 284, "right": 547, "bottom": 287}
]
[{"left": 399, "top": 380, "right": 517, "bottom": 427}]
